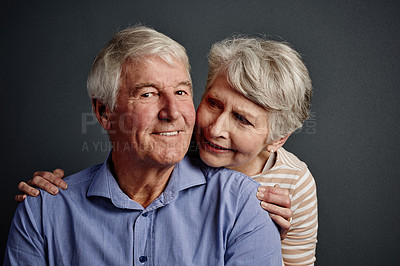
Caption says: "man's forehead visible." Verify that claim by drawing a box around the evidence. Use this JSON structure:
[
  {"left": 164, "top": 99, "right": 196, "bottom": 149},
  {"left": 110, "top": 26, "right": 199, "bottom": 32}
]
[
  {"left": 123, "top": 55, "right": 186, "bottom": 71},
  {"left": 121, "top": 56, "right": 191, "bottom": 87}
]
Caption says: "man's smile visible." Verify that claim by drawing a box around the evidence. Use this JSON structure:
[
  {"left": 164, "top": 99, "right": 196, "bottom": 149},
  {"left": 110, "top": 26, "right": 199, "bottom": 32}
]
[{"left": 154, "top": 131, "right": 180, "bottom": 136}]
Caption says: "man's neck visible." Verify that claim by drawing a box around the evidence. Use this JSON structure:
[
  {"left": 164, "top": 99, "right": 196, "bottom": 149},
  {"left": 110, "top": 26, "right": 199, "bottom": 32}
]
[{"left": 110, "top": 151, "right": 175, "bottom": 208}]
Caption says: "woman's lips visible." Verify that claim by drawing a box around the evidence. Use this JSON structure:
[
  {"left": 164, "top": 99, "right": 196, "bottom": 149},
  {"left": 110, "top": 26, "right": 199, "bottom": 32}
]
[{"left": 203, "top": 138, "right": 234, "bottom": 153}]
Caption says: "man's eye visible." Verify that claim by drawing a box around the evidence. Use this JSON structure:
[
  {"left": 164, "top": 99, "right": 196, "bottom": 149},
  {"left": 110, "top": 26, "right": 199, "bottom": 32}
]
[
  {"left": 141, "top": 92, "right": 155, "bottom": 98},
  {"left": 234, "top": 113, "right": 252, "bottom": 126},
  {"left": 176, "top": 90, "right": 187, "bottom": 96}
]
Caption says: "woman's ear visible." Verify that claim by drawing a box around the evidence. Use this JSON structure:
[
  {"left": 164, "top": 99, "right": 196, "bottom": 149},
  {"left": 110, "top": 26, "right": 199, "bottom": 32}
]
[
  {"left": 92, "top": 99, "right": 112, "bottom": 131},
  {"left": 266, "top": 133, "right": 292, "bottom": 152}
]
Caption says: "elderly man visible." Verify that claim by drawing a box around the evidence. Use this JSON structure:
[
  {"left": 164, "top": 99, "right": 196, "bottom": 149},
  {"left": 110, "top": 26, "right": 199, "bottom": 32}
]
[{"left": 4, "top": 26, "right": 281, "bottom": 265}]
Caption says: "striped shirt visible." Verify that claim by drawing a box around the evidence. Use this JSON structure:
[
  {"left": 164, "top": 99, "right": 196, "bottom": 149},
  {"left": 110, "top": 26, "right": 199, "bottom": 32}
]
[{"left": 253, "top": 147, "right": 318, "bottom": 266}]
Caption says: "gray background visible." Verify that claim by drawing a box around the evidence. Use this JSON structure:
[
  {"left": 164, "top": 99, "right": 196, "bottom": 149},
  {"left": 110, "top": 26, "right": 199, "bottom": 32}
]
[{"left": 2, "top": 0, "right": 400, "bottom": 264}]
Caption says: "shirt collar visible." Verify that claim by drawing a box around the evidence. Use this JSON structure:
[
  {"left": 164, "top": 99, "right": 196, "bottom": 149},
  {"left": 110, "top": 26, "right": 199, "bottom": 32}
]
[
  {"left": 262, "top": 150, "right": 277, "bottom": 173},
  {"left": 262, "top": 148, "right": 286, "bottom": 174},
  {"left": 87, "top": 153, "right": 206, "bottom": 211}
]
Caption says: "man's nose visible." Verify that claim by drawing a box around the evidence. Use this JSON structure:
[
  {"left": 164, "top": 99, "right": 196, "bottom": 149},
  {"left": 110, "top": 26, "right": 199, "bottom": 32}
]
[
  {"left": 209, "top": 113, "right": 229, "bottom": 139},
  {"left": 158, "top": 93, "right": 180, "bottom": 121}
]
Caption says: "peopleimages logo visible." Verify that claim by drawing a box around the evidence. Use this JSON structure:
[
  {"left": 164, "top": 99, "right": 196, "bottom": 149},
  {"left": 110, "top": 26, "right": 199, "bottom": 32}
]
[
  {"left": 80, "top": 112, "right": 190, "bottom": 153},
  {"left": 79, "top": 110, "right": 317, "bottom": 152},
  {"left": 81, "top": 112, "right": 107, "bottom": 134},
  {"left": 81, "top": 112, "right": 110, "bottom": 152},
  {"left": 294, "top": 111, "right": 317, "bottom": 135}
]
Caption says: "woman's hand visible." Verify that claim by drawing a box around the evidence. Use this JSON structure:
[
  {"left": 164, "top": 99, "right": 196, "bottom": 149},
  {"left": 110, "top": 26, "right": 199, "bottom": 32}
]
[
  {"left": 257, "top": 184, "right": 292, "bottom": 240},
  {"left": 15, "top": 169, "right": 67, "bottom": 202}
]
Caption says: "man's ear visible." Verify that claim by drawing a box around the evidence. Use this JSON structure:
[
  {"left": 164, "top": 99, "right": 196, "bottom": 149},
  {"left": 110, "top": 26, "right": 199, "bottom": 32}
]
[
  {"left": 266, "top": 133, "right": 292, "bottom": 152},
  {"left": 92, "top": 99, "right": 112, "bottom": 130}
]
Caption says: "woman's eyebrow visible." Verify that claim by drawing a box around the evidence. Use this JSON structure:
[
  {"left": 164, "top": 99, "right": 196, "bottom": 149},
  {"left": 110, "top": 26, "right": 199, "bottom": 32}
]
[{"left": 232, "top": 104, "right": 261, "bottom": 121}]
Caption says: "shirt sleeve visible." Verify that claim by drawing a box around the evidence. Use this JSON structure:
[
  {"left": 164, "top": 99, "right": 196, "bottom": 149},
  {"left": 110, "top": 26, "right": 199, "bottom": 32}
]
[
  {"left": 4, "top": 196, "right": 47, "bottom": 265},
  {"left": 224, "top": 182, "right": 282, "bottom": 266},
  {"left": 281, "top": 169, "right": 318, "bottom": 266}
]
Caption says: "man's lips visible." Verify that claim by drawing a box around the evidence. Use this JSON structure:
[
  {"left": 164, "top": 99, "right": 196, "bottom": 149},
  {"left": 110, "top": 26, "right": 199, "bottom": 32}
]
[{"left": 152, "top": 130, "right": 182, "bottom": 136}]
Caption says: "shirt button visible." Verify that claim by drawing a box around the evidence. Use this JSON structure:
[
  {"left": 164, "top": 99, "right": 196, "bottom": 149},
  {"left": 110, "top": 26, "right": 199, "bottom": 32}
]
[
  {"left": 142, "top": 212, "right": 148, "bottom": 217},
  {"left": 139, "top": 256, "right": 147, "bottom": 263}
]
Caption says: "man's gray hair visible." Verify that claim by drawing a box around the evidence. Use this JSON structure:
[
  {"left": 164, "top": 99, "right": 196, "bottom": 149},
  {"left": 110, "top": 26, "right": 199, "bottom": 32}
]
[
  {"left": 206, "top": 36, "right": 312, "bottom": 142},
  {"left": 87, "top": 25, "right": 190, "bottom": 111}
]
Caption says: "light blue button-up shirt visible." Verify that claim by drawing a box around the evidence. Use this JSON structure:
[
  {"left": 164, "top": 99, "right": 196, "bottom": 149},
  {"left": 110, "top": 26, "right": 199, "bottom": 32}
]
[{"left": 5, "top": 155, "right": 281, "bottom": 265}]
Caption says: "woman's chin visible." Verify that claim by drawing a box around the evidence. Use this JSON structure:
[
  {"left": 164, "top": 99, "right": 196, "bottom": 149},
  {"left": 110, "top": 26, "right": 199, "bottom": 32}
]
[{"left": 199, "top": 151, "right": 226, "bottom": 168}]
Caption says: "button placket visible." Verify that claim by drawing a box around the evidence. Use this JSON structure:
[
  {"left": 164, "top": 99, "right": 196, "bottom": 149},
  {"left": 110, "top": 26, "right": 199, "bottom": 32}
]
[{"left": 134, "top": 211, "right": 151, "bottom": 265}]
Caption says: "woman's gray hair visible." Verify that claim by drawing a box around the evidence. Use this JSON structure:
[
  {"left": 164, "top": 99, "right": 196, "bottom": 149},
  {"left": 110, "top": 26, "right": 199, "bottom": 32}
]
[
  {"left": 87, "top": 25, "right": 190, "bottom": 111},
  {"left": 206, "top": 36, "right": 312, "bottom": 142}
]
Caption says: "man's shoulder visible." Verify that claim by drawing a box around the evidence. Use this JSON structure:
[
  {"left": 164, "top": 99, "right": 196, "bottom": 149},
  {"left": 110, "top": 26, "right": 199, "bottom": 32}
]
[
  {"left": 203, "top": 165, "right": 260, "bottom": 191},
  {"left": 23, "top": 162, "right": 103, "bottom": 206},
  {"left": 198, "top": 164, "right": 282, "bottom": 264},
  {"left": 199, "top": 165, "right": 261, "bottom": 206},
  {"left": 177, "top": 156, "right": 260, "bottom": 201},
  {"left": 62, "top": 163, "right": 103, "bottom": 187},
  {"left": 20, "top": 162, "right": 105, "bottom": 219}
]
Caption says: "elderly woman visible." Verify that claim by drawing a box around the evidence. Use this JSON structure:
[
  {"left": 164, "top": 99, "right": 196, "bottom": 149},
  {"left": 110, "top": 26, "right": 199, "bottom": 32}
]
[
  {"left": 16, "top": 36, "right": 317, "bottom": 265},
  {"left": 196, "top": 37, "right": 317, "bottom": 265}
]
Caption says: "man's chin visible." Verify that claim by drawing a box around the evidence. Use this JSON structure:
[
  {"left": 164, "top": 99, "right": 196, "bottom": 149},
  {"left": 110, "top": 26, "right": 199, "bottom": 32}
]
[
  {"left": 151, "top": 147, "right": 188, "bottom": 165},
  {"left": 152, "top": 155, "right": 185, "bottom": 168}
]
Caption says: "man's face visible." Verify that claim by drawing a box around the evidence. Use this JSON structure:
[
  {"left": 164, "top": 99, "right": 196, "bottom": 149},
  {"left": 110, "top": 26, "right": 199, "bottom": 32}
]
[{"left": 108, "top": 56, "right": 195, "bottom": 168}]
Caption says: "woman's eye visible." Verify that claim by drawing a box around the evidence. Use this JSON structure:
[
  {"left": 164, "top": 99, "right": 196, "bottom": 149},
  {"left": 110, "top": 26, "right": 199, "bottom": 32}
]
[
  {"left": 208, "top": 98, "right": 220, "bottom": 108},
  {"left": 234, "top": 113, "right": 252, "bottom": 126}
]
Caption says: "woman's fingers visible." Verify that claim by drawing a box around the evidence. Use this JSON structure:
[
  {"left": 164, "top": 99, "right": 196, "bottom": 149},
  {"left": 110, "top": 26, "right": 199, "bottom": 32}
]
[
  {"left": 257, "top": 185, "right": 291, "bottom": 208},
  {"left": 268, "top": 213, "right": 291, "bottom": 240},
  {"left": 15, "top": 169, "right": 68, "bottom": 202},
  {"left": 31, "top": 169, "right": 68, "bottom": 192},
  {"left": 18, "top": 181, "right": 39, "bottom": 197},
  {"left": 260, "top": 201, "right": 293, "bottom": 221},
  {"left": 14, "top": 194, "right": 27, "bottom": 203},
  {"left": 257, "top": 185, "right": 292, "bottom": 240}
]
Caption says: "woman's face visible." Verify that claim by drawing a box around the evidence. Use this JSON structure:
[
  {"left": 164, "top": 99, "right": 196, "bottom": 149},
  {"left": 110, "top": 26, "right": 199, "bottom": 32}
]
[{"left": 195, "top": 74, "right": 271, "bottom": 172}]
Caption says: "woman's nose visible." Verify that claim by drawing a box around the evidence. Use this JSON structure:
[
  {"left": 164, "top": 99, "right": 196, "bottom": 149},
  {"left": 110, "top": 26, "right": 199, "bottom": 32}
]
[{"left": 209, "top": 113, "right": 229, "bottom": 139}]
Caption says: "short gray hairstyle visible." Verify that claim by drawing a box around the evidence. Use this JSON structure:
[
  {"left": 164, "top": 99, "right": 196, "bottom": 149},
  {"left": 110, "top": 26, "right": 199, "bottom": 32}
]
[
  {"left": 206, "top": 36, "right": 312, "bottom": 142},
  {"left": 87, "top": 25, "right": 190, "bottom": 111}
]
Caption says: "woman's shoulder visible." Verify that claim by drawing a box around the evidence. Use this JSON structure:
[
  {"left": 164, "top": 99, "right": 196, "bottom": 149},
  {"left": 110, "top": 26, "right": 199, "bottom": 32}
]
[
  {"left": 274, "top": 148, "right": 316, "bottom": 190},
  {"left": 254, "top": 147, "right": 314, "bottom": 191},
  {"left": 275, "top": 147, "right": 310, "bottom": 174}
]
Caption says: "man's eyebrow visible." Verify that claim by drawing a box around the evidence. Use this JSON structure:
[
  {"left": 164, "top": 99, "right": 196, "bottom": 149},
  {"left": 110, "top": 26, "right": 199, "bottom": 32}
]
[
  {"left": 132, "top": 80, "right": 192, "bottom": 90},
  {"left": 178, "top": 80, "right": 193, "bottom": 92},
  {"left": 179, "top": 80, "right": 192, "bottom": 87},
  {"left": 133, "top": 83, "right": 158, "bottom": 89}
]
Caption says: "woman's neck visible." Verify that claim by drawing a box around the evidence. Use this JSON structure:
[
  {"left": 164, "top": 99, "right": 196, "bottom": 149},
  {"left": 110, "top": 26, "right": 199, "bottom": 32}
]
[{"left": 228, "top": 150, "right": 274, "bottom": 176}]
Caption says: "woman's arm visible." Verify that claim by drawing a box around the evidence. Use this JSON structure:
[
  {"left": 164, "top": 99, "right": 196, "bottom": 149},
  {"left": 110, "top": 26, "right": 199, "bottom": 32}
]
[
  {"left": 15, "top": 169, "right": 67, "bottom": 202},
  {"left": 257, "top": 173, "right": 318, "bottom": 265},
  {"left": 279, "top": 171, "right": 317, "bottom": 265}
]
